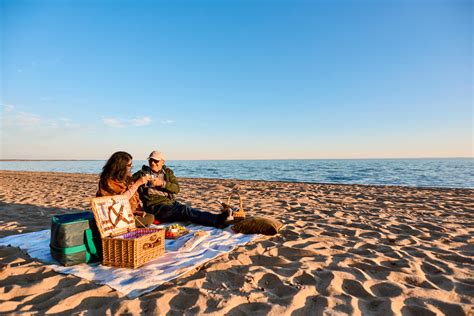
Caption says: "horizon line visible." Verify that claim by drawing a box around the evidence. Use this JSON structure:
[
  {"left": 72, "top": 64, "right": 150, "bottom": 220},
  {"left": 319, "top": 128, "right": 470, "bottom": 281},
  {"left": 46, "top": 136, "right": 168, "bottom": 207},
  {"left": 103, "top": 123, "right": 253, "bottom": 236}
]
[{"left": 0, "top": 156, "right": 472, "bottom": 162}]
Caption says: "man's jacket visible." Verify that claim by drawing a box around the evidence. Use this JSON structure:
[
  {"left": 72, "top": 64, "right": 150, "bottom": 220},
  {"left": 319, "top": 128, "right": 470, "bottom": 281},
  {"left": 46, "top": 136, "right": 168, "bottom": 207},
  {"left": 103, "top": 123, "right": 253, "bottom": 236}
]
[{"left": 133, "top": 165, "right": 180, "bottom": 208}]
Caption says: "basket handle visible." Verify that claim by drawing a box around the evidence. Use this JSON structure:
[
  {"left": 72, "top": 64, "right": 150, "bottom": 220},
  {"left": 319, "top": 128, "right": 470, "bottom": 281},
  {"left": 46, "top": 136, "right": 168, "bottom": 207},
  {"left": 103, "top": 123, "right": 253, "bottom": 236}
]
[
  {"left": 143, "top": 236, "right": 162, "bottom": 250},
  {"left": 225, "top": 189, "right": 245, "bottom": 219},
  {"left": 226, "top": 191, "right": 243, "bottom": 213}
]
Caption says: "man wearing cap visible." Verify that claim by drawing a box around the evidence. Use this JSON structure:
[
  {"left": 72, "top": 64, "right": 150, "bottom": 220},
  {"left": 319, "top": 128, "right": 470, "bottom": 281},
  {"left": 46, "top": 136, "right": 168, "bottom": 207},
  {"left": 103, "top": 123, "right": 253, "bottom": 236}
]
[{"left": 133, "top": 151, "right": 232, "bottom": 228}]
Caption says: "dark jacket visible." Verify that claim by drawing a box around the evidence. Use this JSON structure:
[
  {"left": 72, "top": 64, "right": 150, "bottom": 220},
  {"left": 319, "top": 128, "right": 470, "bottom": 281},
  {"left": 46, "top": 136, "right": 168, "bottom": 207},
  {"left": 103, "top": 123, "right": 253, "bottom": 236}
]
[{"left": 133, "top": 165, "right": 180, "bottom": 208}]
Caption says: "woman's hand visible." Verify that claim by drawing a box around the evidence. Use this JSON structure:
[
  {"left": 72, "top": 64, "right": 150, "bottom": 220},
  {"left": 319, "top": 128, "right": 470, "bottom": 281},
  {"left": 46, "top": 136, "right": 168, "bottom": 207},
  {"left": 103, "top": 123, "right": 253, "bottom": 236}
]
[
  {"left": 123, "top": 175, "right": 150, "bottom": 199},
  {"left": 136, "top": 174, "right": 151, "bottom": 187}
]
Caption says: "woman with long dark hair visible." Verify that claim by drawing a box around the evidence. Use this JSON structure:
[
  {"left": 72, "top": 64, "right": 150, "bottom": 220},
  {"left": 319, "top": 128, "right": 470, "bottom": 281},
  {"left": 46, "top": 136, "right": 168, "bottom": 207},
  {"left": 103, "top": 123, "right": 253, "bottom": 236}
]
[{"left": 96, "top": 151, "right": 154, "bottom": 227}]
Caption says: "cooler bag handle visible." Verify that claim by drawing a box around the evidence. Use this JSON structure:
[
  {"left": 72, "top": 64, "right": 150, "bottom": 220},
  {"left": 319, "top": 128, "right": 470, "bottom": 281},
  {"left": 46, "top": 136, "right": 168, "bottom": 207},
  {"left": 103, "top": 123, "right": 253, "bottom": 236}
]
[{"left": 84, "top": 229, "right": 99, "bottom": 261}]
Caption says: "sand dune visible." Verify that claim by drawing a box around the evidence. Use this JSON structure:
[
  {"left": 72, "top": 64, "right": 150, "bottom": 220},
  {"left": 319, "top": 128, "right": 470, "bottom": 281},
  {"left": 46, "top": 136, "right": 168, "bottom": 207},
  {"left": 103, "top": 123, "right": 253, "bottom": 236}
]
[{"left": 0, "top": 170, "right": 473, "bottom": 315}]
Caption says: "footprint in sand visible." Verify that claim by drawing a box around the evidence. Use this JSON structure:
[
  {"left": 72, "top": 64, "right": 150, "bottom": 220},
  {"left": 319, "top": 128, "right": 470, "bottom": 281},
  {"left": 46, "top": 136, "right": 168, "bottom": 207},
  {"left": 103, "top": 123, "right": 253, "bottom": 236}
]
[{"left": 370, "top": 282, "right": 403, "bottom": 297}]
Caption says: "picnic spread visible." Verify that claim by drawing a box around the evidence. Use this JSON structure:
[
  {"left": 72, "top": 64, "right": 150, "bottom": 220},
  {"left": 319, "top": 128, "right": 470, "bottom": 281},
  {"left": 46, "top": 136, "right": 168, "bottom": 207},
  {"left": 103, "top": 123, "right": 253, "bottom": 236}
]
[{"left": 0, "top": 191, "right": 282, "bottom": 298}]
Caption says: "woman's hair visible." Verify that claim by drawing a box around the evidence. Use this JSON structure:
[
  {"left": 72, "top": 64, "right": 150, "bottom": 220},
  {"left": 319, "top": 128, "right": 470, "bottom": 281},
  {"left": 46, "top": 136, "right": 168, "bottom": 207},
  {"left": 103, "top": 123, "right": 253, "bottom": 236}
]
[{"left": 100, "top": 151, "right": 133, "bottom": 183}]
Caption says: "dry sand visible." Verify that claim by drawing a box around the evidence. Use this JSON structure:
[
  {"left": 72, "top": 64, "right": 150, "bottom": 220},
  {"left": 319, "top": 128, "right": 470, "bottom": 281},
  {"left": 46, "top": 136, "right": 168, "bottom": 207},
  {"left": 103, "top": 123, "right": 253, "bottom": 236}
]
[{"left": 0, "top": 170, "right": 473, "bottom": 315}]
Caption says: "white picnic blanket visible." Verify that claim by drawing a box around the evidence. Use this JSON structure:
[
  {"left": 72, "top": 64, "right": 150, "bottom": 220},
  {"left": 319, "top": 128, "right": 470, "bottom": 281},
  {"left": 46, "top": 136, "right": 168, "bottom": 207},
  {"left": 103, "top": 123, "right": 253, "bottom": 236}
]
[{"left": 0, "top": 224, "right": 260, "bottom": 298}]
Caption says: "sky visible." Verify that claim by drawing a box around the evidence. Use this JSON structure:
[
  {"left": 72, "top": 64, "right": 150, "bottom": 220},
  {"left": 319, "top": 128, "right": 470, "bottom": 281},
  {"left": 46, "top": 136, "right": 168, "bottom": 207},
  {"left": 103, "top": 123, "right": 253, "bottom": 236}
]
[{"left": 0, "top": 0, "right": 472, "bottom": 160}]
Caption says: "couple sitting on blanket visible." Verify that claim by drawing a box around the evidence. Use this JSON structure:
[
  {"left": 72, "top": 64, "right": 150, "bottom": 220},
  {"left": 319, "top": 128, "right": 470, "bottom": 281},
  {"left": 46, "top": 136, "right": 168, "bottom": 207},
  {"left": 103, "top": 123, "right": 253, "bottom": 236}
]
[{"left": 96, "top": 151, "right": 234, "bottom": 228}]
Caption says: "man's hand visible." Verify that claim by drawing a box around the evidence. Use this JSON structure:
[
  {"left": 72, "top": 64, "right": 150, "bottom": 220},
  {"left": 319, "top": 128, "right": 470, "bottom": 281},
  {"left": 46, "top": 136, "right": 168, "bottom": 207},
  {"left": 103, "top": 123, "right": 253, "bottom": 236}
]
[{"left": 151, "top": 178, "right": 165, "bottom": 187}]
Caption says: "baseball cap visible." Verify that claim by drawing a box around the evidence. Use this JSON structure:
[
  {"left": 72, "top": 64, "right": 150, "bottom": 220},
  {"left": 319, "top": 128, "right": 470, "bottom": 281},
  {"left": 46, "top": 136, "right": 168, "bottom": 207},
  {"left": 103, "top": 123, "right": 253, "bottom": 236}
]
[{"left": 148, "top": 151, "right": 165, "bottom": 161}]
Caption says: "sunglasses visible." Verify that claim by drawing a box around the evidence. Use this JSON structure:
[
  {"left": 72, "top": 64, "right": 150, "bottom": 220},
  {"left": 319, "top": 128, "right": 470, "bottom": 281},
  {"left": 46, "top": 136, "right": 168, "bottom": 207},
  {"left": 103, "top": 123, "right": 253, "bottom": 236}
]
[
  {"left": 150, "top": 159, "right": 162, "bottom": 164},
  {"left": 126, "top": 163, "right": 132, "bottom": 168}
]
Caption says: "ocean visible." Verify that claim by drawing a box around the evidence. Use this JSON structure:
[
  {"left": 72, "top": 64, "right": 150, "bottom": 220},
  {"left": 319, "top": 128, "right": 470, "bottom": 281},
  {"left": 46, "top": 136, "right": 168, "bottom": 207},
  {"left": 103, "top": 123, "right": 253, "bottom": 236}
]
[{"left": 1, "top": 158, "right": 472, "bottom": 189}]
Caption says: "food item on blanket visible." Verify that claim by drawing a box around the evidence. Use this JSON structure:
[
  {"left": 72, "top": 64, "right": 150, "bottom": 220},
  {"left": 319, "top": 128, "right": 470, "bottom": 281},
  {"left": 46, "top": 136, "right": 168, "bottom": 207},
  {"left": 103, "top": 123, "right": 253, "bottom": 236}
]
[
  {"left": 165, "top": 224, "right": 189, "bottom": 239},
  {"left": 166, "top": 224, "right": 187, "bottom": 233}
]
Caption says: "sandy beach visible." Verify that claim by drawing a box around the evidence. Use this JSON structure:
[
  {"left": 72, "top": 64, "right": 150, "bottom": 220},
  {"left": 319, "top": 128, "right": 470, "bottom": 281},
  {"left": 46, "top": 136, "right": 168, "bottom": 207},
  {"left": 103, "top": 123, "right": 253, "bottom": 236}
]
[{"left": 0, "top": 170, "right": 473, "bottom": 315}]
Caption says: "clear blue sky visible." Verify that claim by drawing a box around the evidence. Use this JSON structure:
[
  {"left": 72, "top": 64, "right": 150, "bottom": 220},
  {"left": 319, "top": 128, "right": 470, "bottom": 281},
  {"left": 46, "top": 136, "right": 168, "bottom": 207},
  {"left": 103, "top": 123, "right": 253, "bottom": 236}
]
[{"left": 1, "top": 0, "right": 472, "bottom": 160}]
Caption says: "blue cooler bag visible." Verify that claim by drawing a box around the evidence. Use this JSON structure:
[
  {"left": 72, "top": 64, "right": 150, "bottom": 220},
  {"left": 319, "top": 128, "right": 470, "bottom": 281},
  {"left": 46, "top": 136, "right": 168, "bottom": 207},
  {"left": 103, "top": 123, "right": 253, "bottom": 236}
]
[{"left": 50, "top": 211, "right": 102, "bottom": 266}]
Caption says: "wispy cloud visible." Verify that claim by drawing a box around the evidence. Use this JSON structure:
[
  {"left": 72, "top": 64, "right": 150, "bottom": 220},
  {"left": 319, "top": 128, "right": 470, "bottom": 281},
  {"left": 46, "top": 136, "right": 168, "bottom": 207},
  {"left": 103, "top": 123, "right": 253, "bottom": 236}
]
[
  {"left": 3, "top": 104, "right": 15, "bottom": 112},
  {"left": 161, "top": 119, "right": 175, "bottom": 124},
  {"left": 102, "top": 116, "right": 153, "bottom": 128},
  {"left": 2, "top": 107, "right": 42, "bottom": 129},
  {"left": 16, "top": 112, "right": 42, "bottom": 128},
  {"left": 2, "top": 104, "right": 80, "bottom": 131},
  {"left": 14, "top": 59, "right": 62, "bottom": 74},
  {"left": 131, "top": 116, "right": 152, "bottom": 126},
  {"left": 40, "top": 96, "right": 54, "bottom": 102},
  {"left": 59, "top": 118, "right": 80, "bottom": 129},
  {"left": 102, "top": 117, "right": 125, "bottom": 128}
]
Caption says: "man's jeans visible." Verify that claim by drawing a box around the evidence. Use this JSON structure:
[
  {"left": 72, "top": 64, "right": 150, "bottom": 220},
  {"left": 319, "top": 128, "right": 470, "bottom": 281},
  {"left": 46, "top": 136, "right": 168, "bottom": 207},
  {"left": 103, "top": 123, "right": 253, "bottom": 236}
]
[{"left": 149, "top": 201, "right": 223, "bottom": 227}]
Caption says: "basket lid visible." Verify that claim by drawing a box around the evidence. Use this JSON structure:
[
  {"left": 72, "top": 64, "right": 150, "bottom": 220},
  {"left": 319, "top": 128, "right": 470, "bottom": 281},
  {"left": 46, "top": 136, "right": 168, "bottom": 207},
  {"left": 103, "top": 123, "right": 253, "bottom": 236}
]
[{"left": 90, "top": 195, "right": 136, "bottom": 238}]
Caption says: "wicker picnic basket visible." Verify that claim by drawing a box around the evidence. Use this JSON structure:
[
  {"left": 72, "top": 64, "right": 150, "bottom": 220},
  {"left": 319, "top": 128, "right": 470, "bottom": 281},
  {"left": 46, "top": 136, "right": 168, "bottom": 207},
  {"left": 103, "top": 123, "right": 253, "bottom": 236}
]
[
  {"left": 90, "top": 195, "right": 165, "bottom": 268},
  {"left": 226, "top": 190, "right": 246, "bottom": 221}
]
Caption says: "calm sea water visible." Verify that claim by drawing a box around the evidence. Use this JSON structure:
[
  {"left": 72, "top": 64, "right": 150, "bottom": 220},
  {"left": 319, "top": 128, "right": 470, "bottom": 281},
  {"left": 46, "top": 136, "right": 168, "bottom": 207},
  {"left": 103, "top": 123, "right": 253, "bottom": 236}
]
[{"left": 0, "top": 159, "right": 472, "bottom": 188}]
